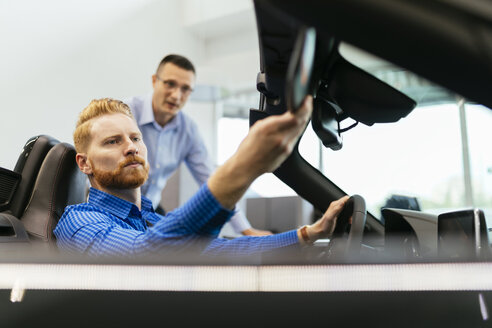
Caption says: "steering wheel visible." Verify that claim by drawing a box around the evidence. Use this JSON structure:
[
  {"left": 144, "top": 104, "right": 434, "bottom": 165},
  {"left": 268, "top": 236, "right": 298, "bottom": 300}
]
[{"left": 328, "top": 194, "right": 367, "bottom": 257}]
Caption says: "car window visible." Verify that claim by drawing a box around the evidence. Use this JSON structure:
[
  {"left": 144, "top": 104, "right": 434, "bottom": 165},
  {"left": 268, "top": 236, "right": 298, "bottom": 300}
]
[
  {"left": 298, "top": 45, "right": 492, "bottom": 222},
  {"left": 218, "top": 117, "right": 297, "bottom": 197},
  {"left": 301, "top": 103, "right": 492, "bottom": 216}
]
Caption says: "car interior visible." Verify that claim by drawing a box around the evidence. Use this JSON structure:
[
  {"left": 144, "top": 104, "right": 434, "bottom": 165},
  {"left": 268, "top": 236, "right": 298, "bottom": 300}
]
[
  {"left": 250, "top": 0, "right": 492, "bottom": 264},
  {"left": 0, "top": 0, "right": 491, "bottom": 326}
]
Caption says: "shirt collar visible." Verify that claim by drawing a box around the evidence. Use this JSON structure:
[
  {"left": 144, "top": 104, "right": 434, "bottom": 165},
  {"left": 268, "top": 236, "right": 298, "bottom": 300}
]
[
  {"left": 139, "top": 92, "right": 182, "bottom": 132},
  {"left": 87, "top": 187, "right": 155, "bottom": 219},
  {"left": 137, "top": 92, "right": 157, "bottom": 126}
]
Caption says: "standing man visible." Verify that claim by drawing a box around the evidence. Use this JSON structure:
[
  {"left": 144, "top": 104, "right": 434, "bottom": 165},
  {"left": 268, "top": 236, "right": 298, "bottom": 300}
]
[{"left": 125, "top": 54, "right": 271, "bottom": 236}]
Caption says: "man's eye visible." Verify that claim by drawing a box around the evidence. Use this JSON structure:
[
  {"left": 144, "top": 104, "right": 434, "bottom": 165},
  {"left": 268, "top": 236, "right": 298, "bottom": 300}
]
[
  {"left": 165, "top": 81, "right": 177, "bottom": 88},
  {"left": 133, "top": 137, "right": 141, "bottom": 142},
  {"left": 106, "top": 139, "right": 117, "bottom": 145}
]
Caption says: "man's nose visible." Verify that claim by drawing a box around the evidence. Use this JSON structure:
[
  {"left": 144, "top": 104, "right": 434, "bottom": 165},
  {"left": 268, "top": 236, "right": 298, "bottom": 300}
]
[
  {"left": 169, "top": 87, "right": 183, "bottom": 101},
  {"left": 123, "top": 139, "right": 138, "bottom": 156}
]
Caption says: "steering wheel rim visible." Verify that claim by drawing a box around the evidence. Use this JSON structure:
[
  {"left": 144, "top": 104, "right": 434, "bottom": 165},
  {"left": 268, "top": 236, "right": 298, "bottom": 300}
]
[{"left": 329, "top": 194, "right": 367, "bottom": 256}]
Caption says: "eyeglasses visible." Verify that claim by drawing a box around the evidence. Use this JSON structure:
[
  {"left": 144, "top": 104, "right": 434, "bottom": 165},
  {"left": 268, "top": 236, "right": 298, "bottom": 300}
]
[{"left": 156, "top": 76, "right": 193, "bottom": 96}]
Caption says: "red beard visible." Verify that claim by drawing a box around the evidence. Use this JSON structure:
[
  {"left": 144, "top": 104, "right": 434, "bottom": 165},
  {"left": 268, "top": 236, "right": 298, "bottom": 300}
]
[{"left": 91, "top": 155, "right": 149, "bottom": 189}]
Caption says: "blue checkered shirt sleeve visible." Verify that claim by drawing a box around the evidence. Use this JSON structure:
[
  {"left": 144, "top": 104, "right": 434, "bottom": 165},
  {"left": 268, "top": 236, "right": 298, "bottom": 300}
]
[
  {"left": 203, "top": 230, "right": 299, "bottom": 256},
  {"left": 55, "top": 184, "right": 232, "bottom": 257},
  {"left": 54, "top": 184, "right": 301, "bottom": 257}
]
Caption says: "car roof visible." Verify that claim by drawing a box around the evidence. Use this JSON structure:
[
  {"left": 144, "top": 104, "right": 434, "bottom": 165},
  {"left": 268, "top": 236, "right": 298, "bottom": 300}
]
[{"left": 254, "top": 0, "right": 492, "bottom": 110}]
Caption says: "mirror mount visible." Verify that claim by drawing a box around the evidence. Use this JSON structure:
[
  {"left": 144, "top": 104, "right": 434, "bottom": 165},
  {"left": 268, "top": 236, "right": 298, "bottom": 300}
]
[
  {"left": 256, "top": 72, "right": 280, "bottom": 108},
  {"left": 311, "top": 97, "right": 343, "bottom": 150}
]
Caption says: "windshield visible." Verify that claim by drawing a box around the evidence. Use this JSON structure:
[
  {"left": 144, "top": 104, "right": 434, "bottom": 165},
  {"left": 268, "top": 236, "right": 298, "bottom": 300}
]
[{"left": 298, "top": 44, "right": 492, "bottom": 223}]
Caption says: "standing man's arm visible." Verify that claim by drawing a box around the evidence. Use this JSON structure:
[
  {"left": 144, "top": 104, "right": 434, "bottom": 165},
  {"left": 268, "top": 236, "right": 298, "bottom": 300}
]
[{"left": 182, "top": 118, "right": 213, "bottom": 185}]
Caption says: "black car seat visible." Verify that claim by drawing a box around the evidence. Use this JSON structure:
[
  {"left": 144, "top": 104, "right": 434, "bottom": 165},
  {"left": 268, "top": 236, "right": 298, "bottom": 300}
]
[
  {"left": 8, "top": 135, "right": 60, "bottom": 217},
  {"left": 21, "top": 142, "right": 87, "bottom": 243},
  {"left": 0, "top": 135, "right": 59, "bottom": 245},
  {"left": 0, "top": 137, "right": 87, "bottom": 247}
]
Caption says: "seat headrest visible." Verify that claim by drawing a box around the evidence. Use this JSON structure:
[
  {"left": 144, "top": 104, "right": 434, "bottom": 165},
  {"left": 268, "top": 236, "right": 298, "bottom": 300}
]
[
  {"left": 9, "top": 135, "right": 59, "bottom": 217},
  {"left": 21, "top": 142, "right": 87, "bottom": 243}
]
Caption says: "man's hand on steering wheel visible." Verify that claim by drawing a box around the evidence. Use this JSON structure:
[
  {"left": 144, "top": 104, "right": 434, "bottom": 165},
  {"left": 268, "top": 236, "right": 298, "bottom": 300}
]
[{"left": 297, "top": 195, "right": 350, "bottom": 244}]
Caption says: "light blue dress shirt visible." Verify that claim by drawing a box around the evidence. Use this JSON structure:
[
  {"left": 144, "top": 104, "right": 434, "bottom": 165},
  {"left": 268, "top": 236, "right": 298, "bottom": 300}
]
[{"left": 124, "top": 94, "right": 251, "bottom": 233}]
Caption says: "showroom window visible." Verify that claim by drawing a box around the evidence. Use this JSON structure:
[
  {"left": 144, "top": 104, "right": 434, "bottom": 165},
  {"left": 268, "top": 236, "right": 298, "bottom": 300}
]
[
  {"left": 299, "top": 101, "right": 492, "bottom": 220},
  {"left": 217, "top": 116, "right": 297, "bottom": 198}
]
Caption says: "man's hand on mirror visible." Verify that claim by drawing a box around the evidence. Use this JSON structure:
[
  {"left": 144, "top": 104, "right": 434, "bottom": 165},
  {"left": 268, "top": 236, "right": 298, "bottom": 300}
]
[{"left": 208, "top": 96, "right": 313, "bottom": 209}]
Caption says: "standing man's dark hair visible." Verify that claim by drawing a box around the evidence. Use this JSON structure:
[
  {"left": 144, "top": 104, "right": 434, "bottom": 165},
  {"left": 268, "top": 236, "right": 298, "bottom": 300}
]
[{"left": 157, "top": 54, "right": 196, "bottom": 75}]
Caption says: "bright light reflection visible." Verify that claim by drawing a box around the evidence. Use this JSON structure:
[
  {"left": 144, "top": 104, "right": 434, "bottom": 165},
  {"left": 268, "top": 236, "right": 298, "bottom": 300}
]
[{"left": 1, "top": 263, "right": 492, "bottom": 292}]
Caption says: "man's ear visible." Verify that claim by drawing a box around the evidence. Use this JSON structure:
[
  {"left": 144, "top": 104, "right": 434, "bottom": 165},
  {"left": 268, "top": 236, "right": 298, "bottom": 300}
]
[
  {"left": 151, "top": 74, "right": 157, "bottom": 88},
  {"left": 75, "top": 153, "right": 92, "bottom": 175}
]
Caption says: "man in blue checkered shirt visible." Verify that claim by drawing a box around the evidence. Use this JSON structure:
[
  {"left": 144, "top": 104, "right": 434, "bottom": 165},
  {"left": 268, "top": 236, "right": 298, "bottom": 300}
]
[{"left": 54, "top": 97, "right": 349, "bottom": 257}]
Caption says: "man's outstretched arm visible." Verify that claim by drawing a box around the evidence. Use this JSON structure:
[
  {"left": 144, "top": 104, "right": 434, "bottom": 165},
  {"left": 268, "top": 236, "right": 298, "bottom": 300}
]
[
  {"left": 202, "top": 195, "right": 350, "bottom": 256},
  {"left": 207, "top": 96, "right": 313, "bottom": 210},
  {"left": 206, "top": 96, "right": 348, "bottom": 246}
]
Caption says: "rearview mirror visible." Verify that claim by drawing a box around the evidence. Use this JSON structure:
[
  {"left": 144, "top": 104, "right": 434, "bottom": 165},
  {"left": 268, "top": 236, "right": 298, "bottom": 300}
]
[{"left": 286, "top": 26, "right": 316, "bottom": 113}]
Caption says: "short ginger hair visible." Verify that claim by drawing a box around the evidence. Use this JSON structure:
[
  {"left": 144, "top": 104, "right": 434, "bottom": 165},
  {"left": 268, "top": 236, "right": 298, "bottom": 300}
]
[{"left": 73, "top": 98, "right": 134, "bottom": 153}]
